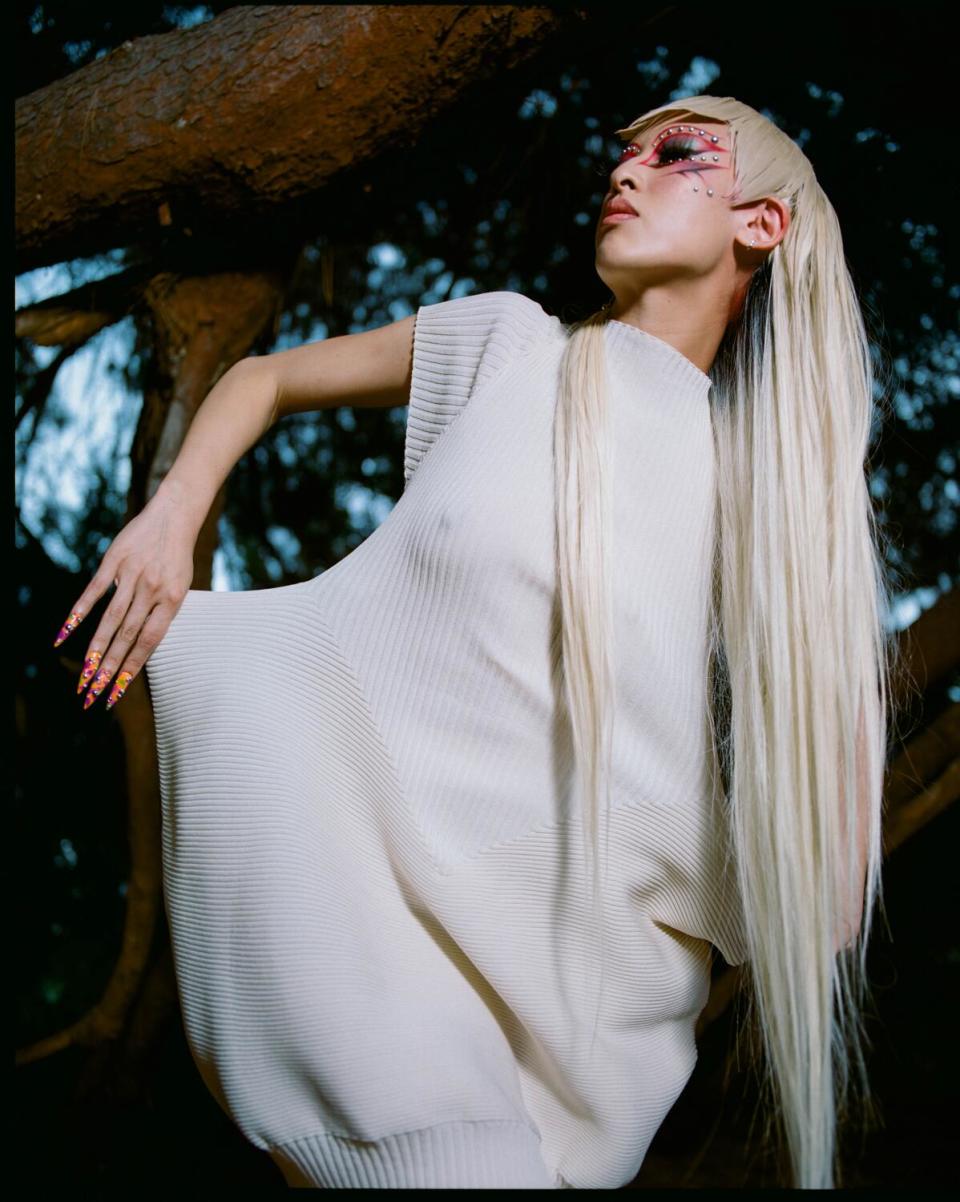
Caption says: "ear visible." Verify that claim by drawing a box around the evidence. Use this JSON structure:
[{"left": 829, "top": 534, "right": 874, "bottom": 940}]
[{"left": 736, "top": 194, "right": 790, "bottom": 253}]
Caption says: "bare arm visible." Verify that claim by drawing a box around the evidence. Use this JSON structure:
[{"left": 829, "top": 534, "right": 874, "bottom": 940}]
[
  {"left": 835, "top": 703, "right": 871, "bottom": 953},
  {"left": 55, "top": 313, "right": 418, "bottom": 710},
  {"left": 262, "top": 312, "right": 416, "bottom": 421},
  {"left": 154, "top": 313, "right": 417, "bottom": 538},
  {"left": 152, "top": 359, "right": 278, "bottom": 540}
]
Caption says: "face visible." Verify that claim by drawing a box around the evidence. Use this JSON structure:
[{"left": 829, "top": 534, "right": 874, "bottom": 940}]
[{"left": 595, "top": 117, "right": 745, "bottom": 299}]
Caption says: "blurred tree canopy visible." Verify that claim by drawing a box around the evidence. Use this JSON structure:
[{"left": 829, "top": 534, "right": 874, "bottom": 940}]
[
  {"left": 14, "top": 2, "right": 957, "bottom": 1192},
  {"left": 16, "top": 3, "right": 957, "bottom": 593}
]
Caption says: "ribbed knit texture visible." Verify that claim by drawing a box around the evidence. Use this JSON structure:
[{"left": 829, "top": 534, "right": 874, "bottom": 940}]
[{"left": 145, "top": 290, "right": 747, "bottom": 1190}]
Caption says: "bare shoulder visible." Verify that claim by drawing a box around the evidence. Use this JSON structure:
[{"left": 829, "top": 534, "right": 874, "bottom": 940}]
[{"left": 245, "top": 313, "right": 417, "bottom": 421}]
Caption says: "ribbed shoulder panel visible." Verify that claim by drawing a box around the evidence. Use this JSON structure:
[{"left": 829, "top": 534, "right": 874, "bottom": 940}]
[{"left": 403, "top": 290, "right": 560, "bottom": 487}]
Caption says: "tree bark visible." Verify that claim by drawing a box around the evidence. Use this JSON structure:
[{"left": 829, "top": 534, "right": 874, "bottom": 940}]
[{"left": 15, "top": 4, "right": 588, "bottom": 272}]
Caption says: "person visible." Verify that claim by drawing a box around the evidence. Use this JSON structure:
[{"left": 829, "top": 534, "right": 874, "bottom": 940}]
[{"left": 52, "top": 94, "right": 900, "bottom": 1189}]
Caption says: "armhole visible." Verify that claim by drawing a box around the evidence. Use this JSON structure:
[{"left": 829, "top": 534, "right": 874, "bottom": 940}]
[{"left": 403, "top": 291, "right": 559, "bottom": 488}]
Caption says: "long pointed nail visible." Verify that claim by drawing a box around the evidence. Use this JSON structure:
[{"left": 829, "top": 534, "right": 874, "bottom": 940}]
[
  {"left": 77, "top": 650, "right": 102, "bottom": 694},
  {"left": 105, "top": 671, "right": 133, "bottom": 711},
  {"left": 54, "top": 611, "right": 83, "bottom": 648},
  {"left": 84, "top": 667, "right": 111, "bottom": 710}
]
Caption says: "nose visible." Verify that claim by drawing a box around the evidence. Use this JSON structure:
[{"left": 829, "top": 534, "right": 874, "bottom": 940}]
[
  {"left": 608, "top": 154, "right": 643, "bottom": 194},
  {"left": 605, "top": 170, "right": 640, "bottom": 209}
]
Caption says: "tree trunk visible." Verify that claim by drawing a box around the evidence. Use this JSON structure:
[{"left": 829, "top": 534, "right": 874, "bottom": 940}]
[
  {"left": 16, "top": 3, "right": 593, "bottom": 1081},
  {"left": 15, "top": 263, "right": 290, "bottom": 1075}
]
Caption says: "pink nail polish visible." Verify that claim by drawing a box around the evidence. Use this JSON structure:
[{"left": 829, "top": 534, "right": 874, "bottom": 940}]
[
  {"left": 84, "top": 667, "right": 111, "bottom": 710},
  {"left": 77, "top": 650, "right": 102, "bottom": 695},
  {"left": 54, "top": 610, "right": 83, "bottom": 648}
]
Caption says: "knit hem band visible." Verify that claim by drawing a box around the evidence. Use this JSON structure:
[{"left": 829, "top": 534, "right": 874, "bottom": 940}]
[{"left": 268, "top": 1118, "right": 566, "bottom": 1188}]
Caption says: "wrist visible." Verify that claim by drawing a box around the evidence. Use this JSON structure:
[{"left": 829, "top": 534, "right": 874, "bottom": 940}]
[{"left": 150, "top": 475, "right": 211, "bottom": 537}]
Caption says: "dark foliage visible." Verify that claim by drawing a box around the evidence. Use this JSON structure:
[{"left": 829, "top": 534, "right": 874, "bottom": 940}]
[{"left": 15, "top": 3, "right": 957, "bottom": 1189}]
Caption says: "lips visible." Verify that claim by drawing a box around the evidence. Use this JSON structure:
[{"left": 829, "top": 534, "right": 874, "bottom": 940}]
[{"left": 602, "top": 198, "right": 638, "bottom": 219}]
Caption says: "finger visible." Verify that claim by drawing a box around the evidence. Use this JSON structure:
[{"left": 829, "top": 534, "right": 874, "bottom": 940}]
[
  {"left": 53, "top": 569, "right": 120, "bottom": 648},
  {"left": 104, "top": 604, "right": 173, "bottom": 711},
  {"left": 80, "top": 579, "right": 149, "bottom": 710}
]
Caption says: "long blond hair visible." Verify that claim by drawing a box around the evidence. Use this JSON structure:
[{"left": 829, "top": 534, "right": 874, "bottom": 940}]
[{"left": 554, "top": 94, "right": 904, "bottom": 1188}]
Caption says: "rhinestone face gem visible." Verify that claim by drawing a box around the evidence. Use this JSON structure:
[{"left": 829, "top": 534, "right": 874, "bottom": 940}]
[
  {"left": 639, "top": 125, "right": 725, "bottom": 158},
  {"left": 707, "top": 188, "right": 714, "bottom": 196}
]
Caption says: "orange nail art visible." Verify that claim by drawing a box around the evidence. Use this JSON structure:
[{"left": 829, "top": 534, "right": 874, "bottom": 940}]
[
  {"left": 106, "top": 671, "right": 133, "bottom": 710},
  {"left": 54, "top": 610, "right": 83, "bottom": 648},
  {"left": 84, "top": 666, "right": 111, "bottom": 710},
  {"left": 77, "top": 650, "right": 102, "bottom": 694}
]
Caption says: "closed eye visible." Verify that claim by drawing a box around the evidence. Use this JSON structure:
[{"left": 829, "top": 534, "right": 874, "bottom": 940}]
[{"left": 616, "top": 135, "right": 702, "bottom": 168}]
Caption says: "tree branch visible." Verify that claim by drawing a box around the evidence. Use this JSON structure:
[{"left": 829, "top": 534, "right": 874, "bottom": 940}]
[{"left": 16, "top": 5, "right": 587, "bottom": 272}]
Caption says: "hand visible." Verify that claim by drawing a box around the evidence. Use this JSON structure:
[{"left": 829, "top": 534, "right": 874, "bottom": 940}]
[{"left": 52, "top": 493, "right": 198, "bottom": 711}]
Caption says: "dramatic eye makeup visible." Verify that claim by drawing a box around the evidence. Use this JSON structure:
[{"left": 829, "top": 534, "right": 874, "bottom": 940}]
[
  {"left": 614, "top": 125, "right": 726, "bottom": 170},
  {"left": 617, "top": 135, "right": 700, "bottom": 166}
]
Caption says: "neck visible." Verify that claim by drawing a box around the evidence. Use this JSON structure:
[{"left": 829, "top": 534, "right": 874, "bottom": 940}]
[{"left": 607, "top": 277, "right": 733, "bottom": 377}]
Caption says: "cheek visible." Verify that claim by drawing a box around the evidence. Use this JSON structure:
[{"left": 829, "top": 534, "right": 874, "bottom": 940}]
[
  {"left": 656, "top": 161, "right": 708, "bottom": 183},
  {"left": 660, "top": 159, "right": 731, "bottom": 197},
  {"left": 661, "top": 174, "right": 731, "bottom": 234}
]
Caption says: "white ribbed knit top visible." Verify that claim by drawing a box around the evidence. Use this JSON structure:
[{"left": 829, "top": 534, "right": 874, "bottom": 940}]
[{"left": 145, "top": 289, "right": 747, "bottom": 1191}]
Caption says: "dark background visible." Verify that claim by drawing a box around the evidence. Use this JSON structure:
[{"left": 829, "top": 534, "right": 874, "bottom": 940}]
[{"left": 15, "top": 3, "right": 958, "bottom": 1190}]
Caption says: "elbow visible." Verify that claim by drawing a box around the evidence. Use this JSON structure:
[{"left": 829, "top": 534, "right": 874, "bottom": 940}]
[
  {"left": 834, "top": 851, "right": 867, "bottom": 955},
  {"left": 834, "top": 878, "right": 866, "bottom": 954},
  {"left": 834, "top": 707, "right": 871, "bottom": 956},
  {"left": 231, "top": 355, "right": 281, "bottom": 430},
  {"left": 834, "top": 916, "right": 861, "bottom": 955}
]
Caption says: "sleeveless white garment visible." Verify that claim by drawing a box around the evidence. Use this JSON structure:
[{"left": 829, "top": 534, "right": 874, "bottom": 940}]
[{"left": 145, "top": 290, "right": 747, "bottom": 1189}]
